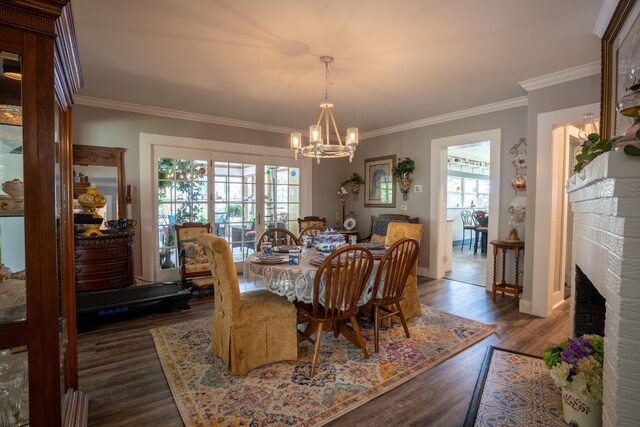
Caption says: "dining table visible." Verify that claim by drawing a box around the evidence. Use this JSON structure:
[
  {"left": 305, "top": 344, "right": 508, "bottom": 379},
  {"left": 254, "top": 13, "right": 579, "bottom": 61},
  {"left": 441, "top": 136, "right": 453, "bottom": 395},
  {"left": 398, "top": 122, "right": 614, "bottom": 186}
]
[{"left": 243, "top": 245, "right": 384, "bottom": 306}]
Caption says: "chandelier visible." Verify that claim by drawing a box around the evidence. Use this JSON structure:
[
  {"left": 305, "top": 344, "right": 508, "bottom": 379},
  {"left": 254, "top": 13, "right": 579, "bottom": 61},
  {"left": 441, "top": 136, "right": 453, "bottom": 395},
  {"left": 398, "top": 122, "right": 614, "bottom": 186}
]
[{"left": 290, "top": 56, "right": 358, "bottom": 163}]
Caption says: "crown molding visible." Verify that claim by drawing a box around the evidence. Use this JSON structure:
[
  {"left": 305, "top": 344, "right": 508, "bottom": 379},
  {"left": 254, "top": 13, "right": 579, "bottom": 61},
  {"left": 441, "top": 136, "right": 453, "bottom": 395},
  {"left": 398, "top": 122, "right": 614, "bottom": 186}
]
[
  {"left": 360, "top": 96, "right": 528, "bottom": 140},
  {"left": 594, "top": 0, "right": 620, "bottom": 37},
  {"left": 518, "top": 62, "right": 600, "bottom": 92},
  {"left": 74, "top": 95, "right": 296, "bottom": 135}
]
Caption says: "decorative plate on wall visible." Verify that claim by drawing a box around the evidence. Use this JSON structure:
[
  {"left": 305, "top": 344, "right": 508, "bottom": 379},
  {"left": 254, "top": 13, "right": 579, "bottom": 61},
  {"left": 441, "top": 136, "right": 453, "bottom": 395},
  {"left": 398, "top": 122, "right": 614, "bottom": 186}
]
[
  {"left": 512, "top": 153, "right": 527, "bottom": 168},
  {"left": 343, "top": 217, "right": 357, "bottom": 231},
  {"left": 512, "top": 174, "right": 527, "bottom": 191}
]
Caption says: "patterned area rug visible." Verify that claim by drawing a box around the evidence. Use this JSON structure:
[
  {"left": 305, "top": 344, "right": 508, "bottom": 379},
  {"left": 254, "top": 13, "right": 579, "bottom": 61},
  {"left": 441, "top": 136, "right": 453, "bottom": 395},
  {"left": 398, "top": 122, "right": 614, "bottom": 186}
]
[
  {"left": 151, "top": 304, "right": 495, "bottom": 427},
  {"left": 464, "top": 346, "right": 565, "bottom": 426}
]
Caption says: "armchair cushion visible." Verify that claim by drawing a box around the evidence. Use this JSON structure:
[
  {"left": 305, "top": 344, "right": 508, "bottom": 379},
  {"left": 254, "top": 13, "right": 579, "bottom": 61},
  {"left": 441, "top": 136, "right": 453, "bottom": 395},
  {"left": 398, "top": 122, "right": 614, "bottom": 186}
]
[{"left": 182, "top": 239, "right": 209, "bottom": 265}]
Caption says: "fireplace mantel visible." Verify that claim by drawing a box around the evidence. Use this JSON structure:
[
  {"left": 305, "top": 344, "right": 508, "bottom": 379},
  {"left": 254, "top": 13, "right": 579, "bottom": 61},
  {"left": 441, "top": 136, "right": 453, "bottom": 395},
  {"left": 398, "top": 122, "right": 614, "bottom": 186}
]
[{"left": 567, "top": 150, "right": 640, "bottom": 427}]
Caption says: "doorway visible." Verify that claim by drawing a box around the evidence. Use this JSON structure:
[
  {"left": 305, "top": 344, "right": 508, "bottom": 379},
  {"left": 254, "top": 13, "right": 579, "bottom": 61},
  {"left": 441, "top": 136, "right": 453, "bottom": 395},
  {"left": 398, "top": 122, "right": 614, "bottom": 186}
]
[
  {"left": 443, "top": 143, "right": 490, "bottom": 286},
  {"left": 530, "top": 102, "right": 599, "bottom": 317},
  {"left": 429, "top": 129, "right": 501, "bottom": 291},
  {"left": 139, "top": 134, "right": 312, "bottom": 283}
]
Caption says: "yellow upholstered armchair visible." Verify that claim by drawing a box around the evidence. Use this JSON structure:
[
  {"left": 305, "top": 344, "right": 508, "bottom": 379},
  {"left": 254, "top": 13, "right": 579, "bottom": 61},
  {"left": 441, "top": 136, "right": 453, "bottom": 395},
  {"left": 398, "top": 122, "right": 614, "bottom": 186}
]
[
  {"left": 363, "top": 214, "right": 419, "bottom": 244},
  {"left": 384, "top": 222, "right": 425, "bottom": 320},
  {"left": 199, "top": 234, "right": 298, "bottom": 376},
  {"left": 175, "top": 222, "right": 216, "bottom": 299}
]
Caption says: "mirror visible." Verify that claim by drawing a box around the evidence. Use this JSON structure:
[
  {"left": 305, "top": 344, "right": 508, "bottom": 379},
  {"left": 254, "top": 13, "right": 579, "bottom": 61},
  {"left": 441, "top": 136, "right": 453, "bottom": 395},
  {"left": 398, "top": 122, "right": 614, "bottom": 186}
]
[{"left": 72, "top": 145, "right": 127, "bottom": 220}]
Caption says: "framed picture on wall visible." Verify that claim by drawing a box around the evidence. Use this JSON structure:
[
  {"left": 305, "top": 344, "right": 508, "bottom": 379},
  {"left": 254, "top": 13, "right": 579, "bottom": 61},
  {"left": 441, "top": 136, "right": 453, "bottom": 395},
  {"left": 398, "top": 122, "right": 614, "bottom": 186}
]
[
  {"left": 601, "top": 0, "right": 640, "bottom": 138},
  {"left": 364, "top": 155, "right": 396, "bottom": 207}
]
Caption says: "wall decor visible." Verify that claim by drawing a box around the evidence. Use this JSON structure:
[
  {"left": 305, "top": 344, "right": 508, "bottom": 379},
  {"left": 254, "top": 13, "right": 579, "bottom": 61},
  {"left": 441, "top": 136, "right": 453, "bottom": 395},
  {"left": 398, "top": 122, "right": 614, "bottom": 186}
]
[
  {"left": 364, "top": 155, "right": 396, "bottom": 207},
  {"left": 601, "top": 0, "right": 640, "bottom": 138},
  {"left": 507, "top": 138, "right": 527, "bottom": 241}
]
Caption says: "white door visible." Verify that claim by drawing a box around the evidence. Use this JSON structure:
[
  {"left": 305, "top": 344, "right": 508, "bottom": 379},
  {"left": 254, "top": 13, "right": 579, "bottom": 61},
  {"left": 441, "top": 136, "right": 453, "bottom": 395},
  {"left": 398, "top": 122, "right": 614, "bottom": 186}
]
[
  {"left": 262, "top": 157, "right": 302, "bottom": 236},
  {"left": 154, "top": 146, "right": 212, "bottom": 281},
  {"left": 211, "top": 154, "right": 262, "bottom": 272}
]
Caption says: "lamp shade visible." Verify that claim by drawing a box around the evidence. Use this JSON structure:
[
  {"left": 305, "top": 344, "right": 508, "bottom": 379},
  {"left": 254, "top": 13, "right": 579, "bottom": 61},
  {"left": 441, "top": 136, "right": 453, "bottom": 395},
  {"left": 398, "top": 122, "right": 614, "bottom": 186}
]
[
  {"left": 290, "top": 132, "right": 302, "bottom": 150},
  {"left": 310, "top": 125, "right": 321, "bottom": 144},
  {"left": 346, "top": 127, "right": 358, "bottom": 147}
]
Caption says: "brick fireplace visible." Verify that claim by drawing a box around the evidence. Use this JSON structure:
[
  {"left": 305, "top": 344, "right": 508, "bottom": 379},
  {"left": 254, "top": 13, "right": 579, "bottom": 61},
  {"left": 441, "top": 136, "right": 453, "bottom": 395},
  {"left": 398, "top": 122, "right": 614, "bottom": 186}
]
[{"left": 567, "top": 151, "right": 640, "bottom": 426}]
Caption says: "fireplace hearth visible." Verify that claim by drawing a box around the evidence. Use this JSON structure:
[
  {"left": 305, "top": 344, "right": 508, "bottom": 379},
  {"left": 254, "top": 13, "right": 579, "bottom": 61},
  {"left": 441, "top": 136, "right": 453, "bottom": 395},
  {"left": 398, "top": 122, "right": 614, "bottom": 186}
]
[
  {"left": 573, "top": 266, "right": 605, "bottom": 337},
  {"left": 567, "top": 151, "right": 640, "bottom": 426}
]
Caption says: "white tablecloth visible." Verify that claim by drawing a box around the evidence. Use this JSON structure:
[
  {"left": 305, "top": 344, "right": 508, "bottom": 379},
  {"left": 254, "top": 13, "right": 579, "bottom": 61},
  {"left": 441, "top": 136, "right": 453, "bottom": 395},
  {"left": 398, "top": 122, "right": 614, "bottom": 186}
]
[{"left": 243, "top": 248, "right": 381, "bottom": 305}]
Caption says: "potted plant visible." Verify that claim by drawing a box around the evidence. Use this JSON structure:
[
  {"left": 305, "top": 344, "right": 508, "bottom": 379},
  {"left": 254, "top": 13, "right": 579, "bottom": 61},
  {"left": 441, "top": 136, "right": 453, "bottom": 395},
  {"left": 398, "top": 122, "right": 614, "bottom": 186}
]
[
  {"left": 543, "top": 335, "right": 604, "bottom": 426},
  {"left": 392, "top": 157, "right": 415, "bottom": 179},
  {"left": 342, "top": 173, "right": 364, "bottom": 200},
  {"left": 392, "top": 157, "right": 415, "bottom": 200}
]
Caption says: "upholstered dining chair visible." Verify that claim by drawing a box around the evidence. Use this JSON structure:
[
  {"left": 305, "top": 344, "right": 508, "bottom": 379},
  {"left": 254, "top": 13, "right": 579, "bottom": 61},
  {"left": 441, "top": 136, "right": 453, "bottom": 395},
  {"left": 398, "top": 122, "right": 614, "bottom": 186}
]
[
  {"left": 199, "top": 234, "right": 298, "bottom": 376},
  {"left": 256, "top": 228, "right": 299, "bottom": 251},
  {"left": 297, "top": 216, "right": 327, "bottom": 233},
  {"left": 298, "top": 225, "right": 325, "bottom": 243},
  {"left": 365, "top": 237, "right": 420, "bottom": 353},
  {"left": 460, "top": 210, "right": 476, "bottom": 251},
  {"left": 384, "top": 222, "right": 425, "bottom": 321},
  {"left": 295, "top": 245, "right": 374, "bottom": 377},
  {"left": 174, "top": 222, "right": 215, "bottom": 298}
]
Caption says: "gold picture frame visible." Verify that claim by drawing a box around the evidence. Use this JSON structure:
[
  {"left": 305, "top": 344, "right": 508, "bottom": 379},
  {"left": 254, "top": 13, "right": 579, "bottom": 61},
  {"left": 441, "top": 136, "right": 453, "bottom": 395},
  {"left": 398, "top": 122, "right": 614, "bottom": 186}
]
[
  {"left": 601, "top": 0, "right": 640, "bottom": 138},
  {"left": 364, "top": 155, "right": 396, "bottom": 207}
]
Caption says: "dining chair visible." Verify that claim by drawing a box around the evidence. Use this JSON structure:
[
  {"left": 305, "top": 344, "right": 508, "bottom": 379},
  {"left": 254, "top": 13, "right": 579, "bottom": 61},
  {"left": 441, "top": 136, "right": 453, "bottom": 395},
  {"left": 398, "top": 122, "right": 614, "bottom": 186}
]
[
  {"left": 174, "top": 222, "right": 215, "bottom": 298},
  {"left": 473, "top": 210, "right": 489, "bottom": 254},
  {"left": 298, "top": 225, "right": 325, "bottom": 243},
  {"left": 198, "top": 234, "right": 298, "bottom": 376},
  {"left": 365, "top": 237, "right": 420, "bottom": 352},
  {"left": 384, "top": 222, "right": 425, "bottom": 321},
  {"left": 460, "top": 210, "right": 476, "bottom": 251},
  {"left": 256, "top": 228, "right": 299, "bottom": 251},
  {"left": 297, "top": 216, "right": 327, "bottom": 233},
  {"left": 295, "top": 245, "right": 374, "bottom": 377}
]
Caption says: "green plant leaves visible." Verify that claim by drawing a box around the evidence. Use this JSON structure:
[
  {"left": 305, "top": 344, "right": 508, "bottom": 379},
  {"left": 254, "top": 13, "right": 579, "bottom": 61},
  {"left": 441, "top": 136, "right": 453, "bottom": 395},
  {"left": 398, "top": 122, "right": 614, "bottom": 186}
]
[{"left": 624, "top": 144, "right": 640, "bottom": 156}]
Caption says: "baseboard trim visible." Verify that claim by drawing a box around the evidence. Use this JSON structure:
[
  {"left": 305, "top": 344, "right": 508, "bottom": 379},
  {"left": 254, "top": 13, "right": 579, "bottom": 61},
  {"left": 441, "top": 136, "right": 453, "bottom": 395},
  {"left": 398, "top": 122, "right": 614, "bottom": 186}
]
[{"left": 519, "top": 298, "right": 532, "bottom": 314}]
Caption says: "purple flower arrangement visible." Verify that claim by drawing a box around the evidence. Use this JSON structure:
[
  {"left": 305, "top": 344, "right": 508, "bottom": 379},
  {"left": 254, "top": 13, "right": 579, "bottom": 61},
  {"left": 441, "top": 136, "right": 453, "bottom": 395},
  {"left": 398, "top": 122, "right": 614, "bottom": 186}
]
[{"left": 543, "top": 335, "right": 604, "bottom": 402}]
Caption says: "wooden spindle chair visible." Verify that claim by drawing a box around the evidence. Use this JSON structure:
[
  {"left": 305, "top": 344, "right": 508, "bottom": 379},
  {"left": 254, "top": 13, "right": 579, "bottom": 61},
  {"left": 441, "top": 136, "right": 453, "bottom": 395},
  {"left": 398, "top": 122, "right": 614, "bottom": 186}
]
[
  {"left": 298, "top": 225, "right": 325, "bottom": 243},
  {"left": 256, "top": 228, "right": 299, "bottom": 251},
  {"left": 295, "top": 245, "right": 374, "bottom": 377},
  {"left": 365, "top": 237, "right": 420, "bottom": 353}
]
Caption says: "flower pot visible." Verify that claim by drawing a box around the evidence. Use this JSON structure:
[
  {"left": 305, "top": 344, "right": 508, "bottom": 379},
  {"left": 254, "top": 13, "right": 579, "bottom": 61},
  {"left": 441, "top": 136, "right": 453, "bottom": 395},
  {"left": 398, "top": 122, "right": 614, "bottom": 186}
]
[
  {"left": 398, "top": 178, "right": 413, "bottom": 201},
  {"left": 562, "top": 388, "right": 602, "bottom": 427}
]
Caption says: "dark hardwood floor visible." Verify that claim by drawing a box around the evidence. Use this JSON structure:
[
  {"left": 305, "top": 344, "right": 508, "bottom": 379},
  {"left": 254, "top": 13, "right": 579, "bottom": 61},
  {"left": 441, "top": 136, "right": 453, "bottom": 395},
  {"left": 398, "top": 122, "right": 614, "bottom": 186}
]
[{"left": 78, "top": 278, "right": 569, "bottom": 426}]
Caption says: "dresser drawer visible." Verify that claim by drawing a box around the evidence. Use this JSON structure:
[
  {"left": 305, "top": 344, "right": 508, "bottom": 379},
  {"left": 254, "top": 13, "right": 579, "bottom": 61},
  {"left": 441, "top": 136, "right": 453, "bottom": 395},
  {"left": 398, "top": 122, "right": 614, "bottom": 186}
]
[
  {"left": 76, "top": 274, "right": 129, "bottom": 292},
  {"left": 75, "top": 260, "right": 128, "bottom": 277},
  {"left": 75, "top": 246, "right": 128, "bottom": 262}
]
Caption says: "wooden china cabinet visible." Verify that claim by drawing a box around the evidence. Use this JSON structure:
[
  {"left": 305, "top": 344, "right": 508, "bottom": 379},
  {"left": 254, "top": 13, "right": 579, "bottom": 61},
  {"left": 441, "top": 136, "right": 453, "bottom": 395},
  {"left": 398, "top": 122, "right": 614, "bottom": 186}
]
[{"left": 0, "top": 1, "right": 86, "bottom": 425}]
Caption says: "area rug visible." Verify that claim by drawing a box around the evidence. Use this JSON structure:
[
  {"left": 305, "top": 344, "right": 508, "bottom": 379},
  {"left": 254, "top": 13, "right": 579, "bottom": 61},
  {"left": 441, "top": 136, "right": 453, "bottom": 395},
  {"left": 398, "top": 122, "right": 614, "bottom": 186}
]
[
  {"left": 151, "top": 305, "right": 495, "bottom": 427},
  {"left": 463, "top": 346, "right": 565, "bottom": 426}
]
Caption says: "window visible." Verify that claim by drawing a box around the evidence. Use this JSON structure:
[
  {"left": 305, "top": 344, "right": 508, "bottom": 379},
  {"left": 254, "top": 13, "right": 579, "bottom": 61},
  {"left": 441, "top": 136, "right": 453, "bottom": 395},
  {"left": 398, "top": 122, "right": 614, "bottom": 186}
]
[{"left": 447, "top": 176, "right": 489, "bottom": 208}]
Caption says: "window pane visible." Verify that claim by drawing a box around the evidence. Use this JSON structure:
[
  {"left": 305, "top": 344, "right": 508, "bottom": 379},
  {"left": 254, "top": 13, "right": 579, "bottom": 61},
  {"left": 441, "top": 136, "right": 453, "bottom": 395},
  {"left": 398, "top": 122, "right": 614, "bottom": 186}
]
[
  {"left": 289, "top": 167, "right": 300, "bottom": 185},
  {"left": 478, "top": 180, "right": 490, "bottom": 193},
  {"left": 447, "top": 177, "right": 462, "bottom": 192}
]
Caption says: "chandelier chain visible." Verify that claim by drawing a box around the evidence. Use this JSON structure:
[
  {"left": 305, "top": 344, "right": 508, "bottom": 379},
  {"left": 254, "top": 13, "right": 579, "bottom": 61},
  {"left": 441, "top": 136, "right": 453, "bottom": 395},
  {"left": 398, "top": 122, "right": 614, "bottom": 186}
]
[{"left": 324, "top": 61, "right": 329, "bottom": 102}]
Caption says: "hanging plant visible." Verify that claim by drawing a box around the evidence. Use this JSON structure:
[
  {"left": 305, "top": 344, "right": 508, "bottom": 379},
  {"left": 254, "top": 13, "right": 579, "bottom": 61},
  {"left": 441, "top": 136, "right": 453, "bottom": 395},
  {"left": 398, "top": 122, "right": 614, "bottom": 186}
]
[{"left": 392, "top": 157, "right": 415, "bottom": 179}]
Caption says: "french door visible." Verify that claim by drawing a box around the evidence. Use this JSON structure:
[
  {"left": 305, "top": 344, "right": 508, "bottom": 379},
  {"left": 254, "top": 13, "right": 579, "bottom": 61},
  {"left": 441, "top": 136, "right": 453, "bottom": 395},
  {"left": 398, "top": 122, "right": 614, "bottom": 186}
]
[{"left": 153, "top": 147, "right": 303, "bottom": 280}]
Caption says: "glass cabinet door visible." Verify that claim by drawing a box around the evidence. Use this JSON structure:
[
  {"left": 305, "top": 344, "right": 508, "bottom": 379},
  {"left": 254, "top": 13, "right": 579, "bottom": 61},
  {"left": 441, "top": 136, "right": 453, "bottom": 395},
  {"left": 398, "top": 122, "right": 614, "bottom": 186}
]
[{"left": 0, "top": 47, "right": 30, "bottom": 425}]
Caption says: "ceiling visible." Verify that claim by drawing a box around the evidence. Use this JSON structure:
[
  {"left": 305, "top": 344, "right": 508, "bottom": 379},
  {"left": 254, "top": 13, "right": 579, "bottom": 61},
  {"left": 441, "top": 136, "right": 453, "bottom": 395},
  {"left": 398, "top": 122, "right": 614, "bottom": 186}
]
[{"left": 72, "top": 0, "right": 604, "bottom": 134}]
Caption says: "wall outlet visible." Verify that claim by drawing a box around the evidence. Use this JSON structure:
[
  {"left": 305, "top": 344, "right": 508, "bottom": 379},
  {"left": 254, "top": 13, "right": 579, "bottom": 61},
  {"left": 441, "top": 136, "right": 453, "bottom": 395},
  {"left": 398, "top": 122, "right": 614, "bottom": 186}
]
[
  {"left": 401, "top": 205, "right": 408, "bottom": 211},
  {"left": 414, "top": 184, "right": 423, "bottom": 193}
]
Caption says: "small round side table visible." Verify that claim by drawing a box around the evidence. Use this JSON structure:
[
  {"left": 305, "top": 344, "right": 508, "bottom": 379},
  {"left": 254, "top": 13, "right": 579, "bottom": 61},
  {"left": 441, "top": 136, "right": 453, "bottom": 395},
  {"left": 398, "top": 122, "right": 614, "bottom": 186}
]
[{"left": 489, "top": 240, "right": 525, "bottom": 306}]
